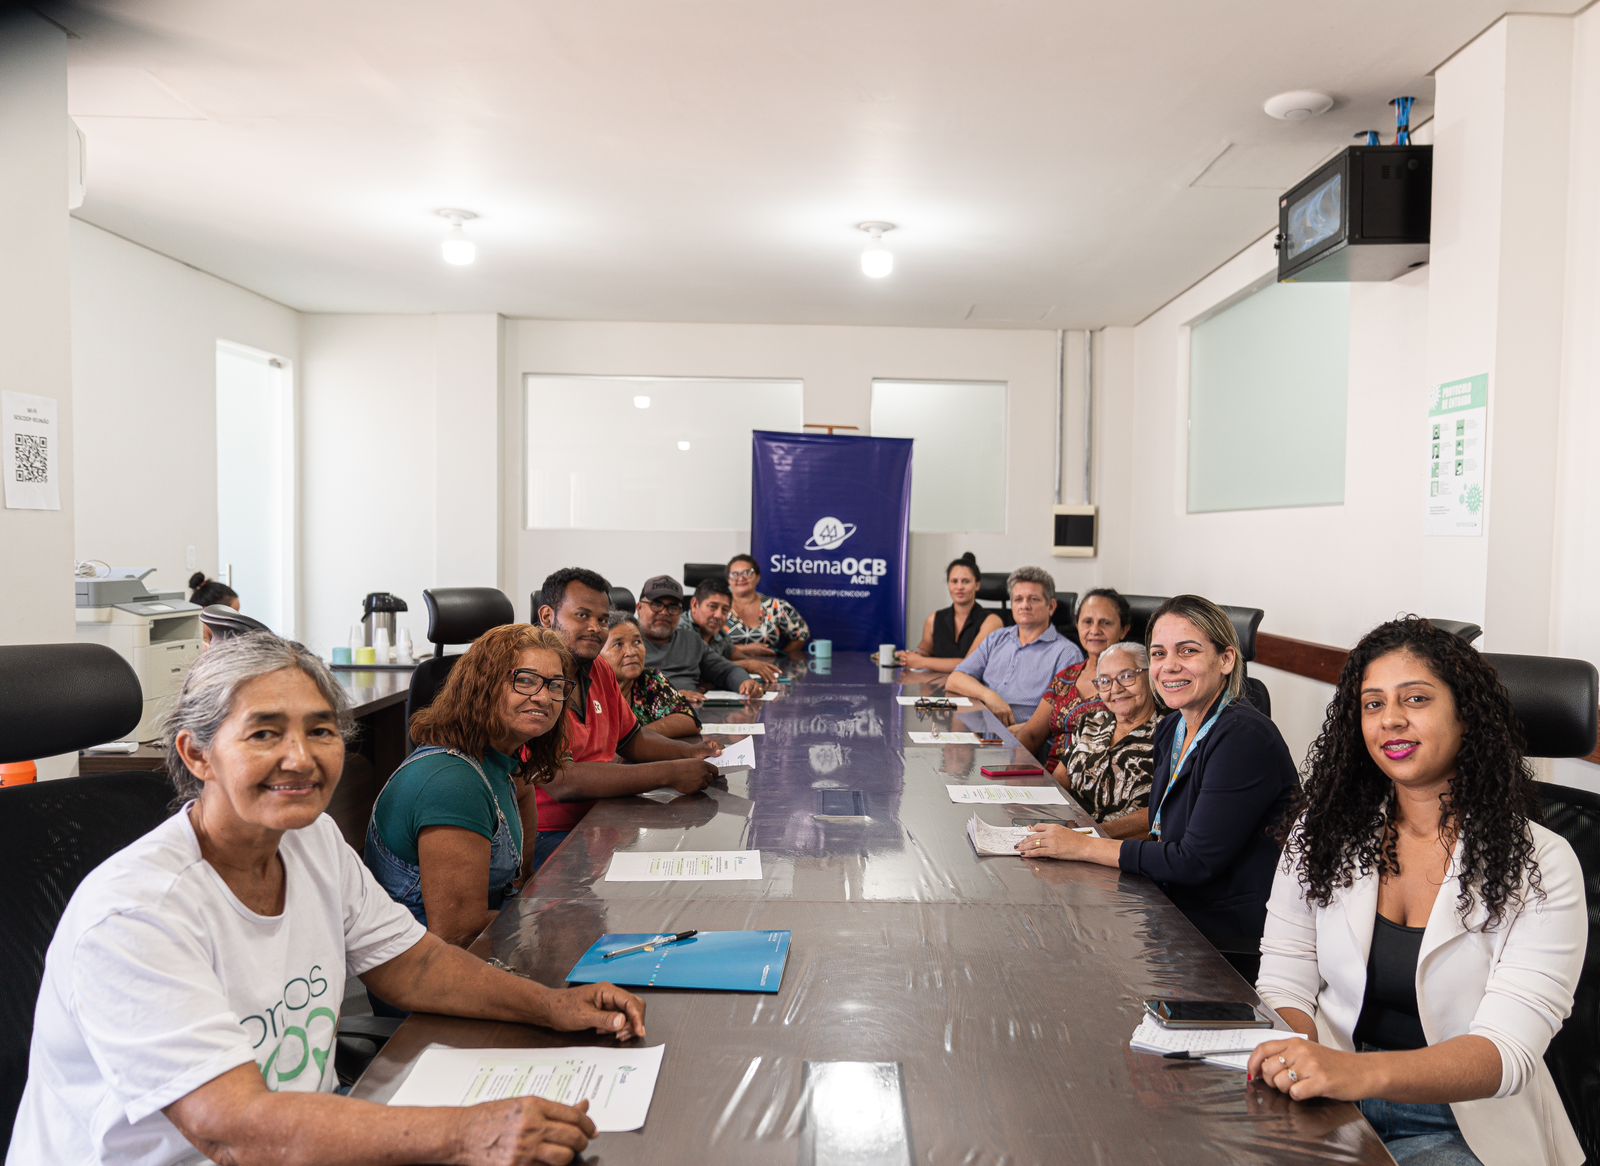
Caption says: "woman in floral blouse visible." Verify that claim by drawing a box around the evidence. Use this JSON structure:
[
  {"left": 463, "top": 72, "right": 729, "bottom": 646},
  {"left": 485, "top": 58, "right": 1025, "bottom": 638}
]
[
  {"left": 1057, "top": 640, "right": 1157, "bottom": 839},
  {"left": 1015, "top": 589, "right": 1131, "bottom": 769},
  {"left": 723, "top": 553, "right": 811, "bottom": 659},
  {"left": 601, "top": 613, "right": 701, "bottom": 738}
]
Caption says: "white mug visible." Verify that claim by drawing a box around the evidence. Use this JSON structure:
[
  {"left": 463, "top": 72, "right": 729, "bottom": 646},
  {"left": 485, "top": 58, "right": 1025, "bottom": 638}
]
[{"left": 879, "top": 643, "right": 897, "bottom": 662}]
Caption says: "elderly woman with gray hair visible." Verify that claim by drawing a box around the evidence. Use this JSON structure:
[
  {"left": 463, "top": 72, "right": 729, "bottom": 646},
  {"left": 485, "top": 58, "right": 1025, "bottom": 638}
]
[
  {"left": 1054, "top": 640, "right": 1159, "bottom": 840},
  {"left": 9, "top": 632, "right": 644, "bottom": 1166}
]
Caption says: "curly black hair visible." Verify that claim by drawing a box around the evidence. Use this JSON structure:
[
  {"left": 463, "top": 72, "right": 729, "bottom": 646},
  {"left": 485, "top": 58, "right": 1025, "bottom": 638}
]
[{"left": 1283, "top": 616, "right": 1542, "bottom": 930}]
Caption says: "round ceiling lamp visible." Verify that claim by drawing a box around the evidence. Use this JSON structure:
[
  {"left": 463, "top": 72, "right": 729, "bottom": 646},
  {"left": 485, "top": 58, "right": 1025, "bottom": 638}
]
[
  {"left": 435, "top": 208, "right": 479, "bottom": 265},
  {"left": 857, "top": 221, "right": 896, "bottom": 278}
]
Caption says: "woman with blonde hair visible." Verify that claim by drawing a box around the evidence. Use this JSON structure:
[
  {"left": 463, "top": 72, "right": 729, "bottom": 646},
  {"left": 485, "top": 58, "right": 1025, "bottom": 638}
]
[{"left": 366, "top": 623, "right": 575, "bottom": 947}]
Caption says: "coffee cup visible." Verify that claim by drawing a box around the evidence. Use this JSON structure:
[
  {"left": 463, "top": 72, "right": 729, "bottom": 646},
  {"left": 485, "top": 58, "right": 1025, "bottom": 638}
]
[
  {"left": 808, "top": 639, "right": 833, "bottom": 660},
  {"left": 355, "top": 646, "right": 378, "bottom": 666},
  {"left": 879, "top": 643, "right": 897, "bottom": 664},
  {"left": 331, "top": 646, "right": 353, "bottom": 666}
]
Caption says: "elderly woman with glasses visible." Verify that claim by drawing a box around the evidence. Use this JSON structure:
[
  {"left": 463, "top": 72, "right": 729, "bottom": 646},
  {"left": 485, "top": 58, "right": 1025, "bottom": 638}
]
[
  {"left": 1052, "top": 640, "right": 1159, "bottom": 839},
  {"left": 366, "top": 624, "right": 577, "bottom": 948}
]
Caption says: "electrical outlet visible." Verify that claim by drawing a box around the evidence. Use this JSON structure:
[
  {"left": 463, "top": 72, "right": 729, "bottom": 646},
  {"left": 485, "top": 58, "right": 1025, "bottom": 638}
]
[{"left": 185, "top": 545, "right": 197, "bottom": 570}]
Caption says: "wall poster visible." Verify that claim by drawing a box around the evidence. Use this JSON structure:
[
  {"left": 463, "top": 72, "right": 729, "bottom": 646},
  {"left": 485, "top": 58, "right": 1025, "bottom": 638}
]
[{"left": 1425, "top": 374, "right": 1486, "bottom": 538}]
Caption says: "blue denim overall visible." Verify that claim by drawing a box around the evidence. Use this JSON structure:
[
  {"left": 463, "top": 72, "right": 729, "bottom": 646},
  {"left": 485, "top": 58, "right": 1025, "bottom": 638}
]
[{"left": 363, "top": 746, "right": 522, "bottom": 928}]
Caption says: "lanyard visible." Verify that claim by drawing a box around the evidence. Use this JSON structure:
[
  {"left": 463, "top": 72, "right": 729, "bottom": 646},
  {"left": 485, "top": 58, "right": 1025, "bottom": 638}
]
[{"left": 1151, "top": 695, "right": 1231, "bottom": 839}]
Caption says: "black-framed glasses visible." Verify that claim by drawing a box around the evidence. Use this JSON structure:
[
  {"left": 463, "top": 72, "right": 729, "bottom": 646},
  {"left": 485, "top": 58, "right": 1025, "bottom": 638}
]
[
  {"left": 643, "top": 597, "right": 684, "bottom": 614},
  {"left": 509, "top": 669, "right": 576, "bottom": 700},
  {"left": 1090, "top": 667, "right": 1148, "bottom": 692}
]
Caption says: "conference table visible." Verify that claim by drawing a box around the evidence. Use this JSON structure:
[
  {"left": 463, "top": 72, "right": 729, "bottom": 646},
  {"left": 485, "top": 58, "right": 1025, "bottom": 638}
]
[{"left": 351, "top": 654, "right": 1391, "bottom": 1164}]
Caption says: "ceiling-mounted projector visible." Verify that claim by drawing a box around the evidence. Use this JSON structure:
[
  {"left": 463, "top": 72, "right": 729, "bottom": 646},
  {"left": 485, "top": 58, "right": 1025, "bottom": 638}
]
[{"left": 1277, "top": 145, "right": 1431, "bottom": 283}]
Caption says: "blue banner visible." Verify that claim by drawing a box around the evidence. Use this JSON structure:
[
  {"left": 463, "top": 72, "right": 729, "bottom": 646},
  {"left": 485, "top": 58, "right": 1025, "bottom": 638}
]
[{"left": 751, "top": 431, "right": 912, "bottom": 652}]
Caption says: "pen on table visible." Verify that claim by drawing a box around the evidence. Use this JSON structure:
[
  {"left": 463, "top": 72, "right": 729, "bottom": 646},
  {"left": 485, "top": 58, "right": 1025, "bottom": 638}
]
[
  {"left": 602, "top": 930, "right": 698, "bottom": 960},
  {"left": 1162, "top": 1048, "right": 1262, "bottom": 1060}
]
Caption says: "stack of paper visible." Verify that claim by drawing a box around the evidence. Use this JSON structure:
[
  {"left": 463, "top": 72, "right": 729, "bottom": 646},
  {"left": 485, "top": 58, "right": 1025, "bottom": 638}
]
[
  {"left": 710, "top": 736, "right": 757, "bottom": 770},
  {"left": 699, "top": 722, "right": 765, "bottom": 735},
  {"left": 703, "top": 690, "right": 781, "bottom": 703},
  {"left": 605, "top": 850, "right": 763, "bottom": 881},
  {"left": 1128, "top": 1016, "right": 1303, "bottom": 1070},
  {"left": 945, "top": 783, "right": 1068, "bottom": 805},
  {"left": 965, "top": 812, "right": 1092, "bottom": 855},
  {"left": 387, "top": 1045, "right": 666, "bottom": 1131},
  {"left": 909, "top": 731, "right": 983, "bottom": 745}
]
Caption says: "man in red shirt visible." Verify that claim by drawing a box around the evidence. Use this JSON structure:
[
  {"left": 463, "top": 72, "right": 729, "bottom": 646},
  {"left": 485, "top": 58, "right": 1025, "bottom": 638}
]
[{"left": 531, "top": 568, "right": 719, "bottom": 868}]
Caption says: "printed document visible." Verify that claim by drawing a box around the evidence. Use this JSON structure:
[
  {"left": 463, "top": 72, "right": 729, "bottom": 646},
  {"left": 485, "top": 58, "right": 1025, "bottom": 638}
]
[
  {"left": 606, "top": 850, "right": 763, "bottom": 881},
  {"left": 388, "top": 1044, "right": 666, "bottom": 1131},
  {"left": 699, "top": 722, "right": 765, "bottom": 735},
  {"left": 895, "top": 695, "right": 972, "bottom": 706},
  {"left": 1129, "top": 1017, "right": 1303, "bottom": 1070},
  {"left": 710, "top": 736, "right": 757, "bottom": 770},
  {"left": 966, "top": 813, "right": 1093, "bottom": 855},
  {"left": 909, "top": 731, "right": 983, "bottom": 745},
  {"left": 945, "top": 784, "right": 1068, "bottom": 805}
]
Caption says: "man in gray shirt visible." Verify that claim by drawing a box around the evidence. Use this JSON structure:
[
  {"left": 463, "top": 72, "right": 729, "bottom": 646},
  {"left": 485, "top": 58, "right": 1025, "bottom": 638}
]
[
  {"left": 683, "top": 577, "right": 780, "bottom": 683},
  {"left": 638, "top": 575, "right": 764, "bottom": 696}
]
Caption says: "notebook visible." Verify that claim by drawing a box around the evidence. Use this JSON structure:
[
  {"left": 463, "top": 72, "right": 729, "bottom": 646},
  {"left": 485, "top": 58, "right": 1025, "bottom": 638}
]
[
  {"left": 568, "top": 930, "right": 792, "bottom": 993},
  {"left": 1128, "top": 1016, "right": 1303, "bottom": 1070}
]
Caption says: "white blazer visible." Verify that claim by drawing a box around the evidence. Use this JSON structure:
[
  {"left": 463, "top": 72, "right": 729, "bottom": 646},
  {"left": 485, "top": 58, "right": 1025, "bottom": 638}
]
[{"left": 1256, "top": 822, "right": 1587, "bottom": 1166}]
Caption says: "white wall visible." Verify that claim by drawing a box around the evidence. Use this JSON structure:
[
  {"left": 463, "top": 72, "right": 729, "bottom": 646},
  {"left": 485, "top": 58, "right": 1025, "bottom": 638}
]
[
  {"left": 70, "top": 220, "right": 300, "bottom": 614},
  {"left": 499, "top": 320, "right": 1115, "bottom": 639},
  {"left": 0, "top": 17, "right": 76, "bottom": 776}
]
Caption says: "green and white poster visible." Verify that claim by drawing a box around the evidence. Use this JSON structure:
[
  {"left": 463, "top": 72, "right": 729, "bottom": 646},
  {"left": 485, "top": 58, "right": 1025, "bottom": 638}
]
[{"left": 1425, "top": 374, "right": 1487, "bottom": 538}]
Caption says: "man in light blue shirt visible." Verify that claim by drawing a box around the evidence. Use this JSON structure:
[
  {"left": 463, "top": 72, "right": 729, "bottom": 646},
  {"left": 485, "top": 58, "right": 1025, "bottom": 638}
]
[{"left": 946, "top": 566, "right": 1084, "bottom": 725}]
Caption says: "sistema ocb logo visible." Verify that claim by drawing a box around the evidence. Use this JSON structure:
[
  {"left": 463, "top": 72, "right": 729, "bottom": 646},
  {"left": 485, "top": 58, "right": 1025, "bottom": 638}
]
[{"left": 803, "top": 515, "right": 857, "bottom": 551}]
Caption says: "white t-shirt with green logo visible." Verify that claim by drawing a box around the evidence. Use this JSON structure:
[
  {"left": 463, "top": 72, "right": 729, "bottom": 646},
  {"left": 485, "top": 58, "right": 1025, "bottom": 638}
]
[{"left": 8, "top": 806, "right": 425, "bottom": 1165}]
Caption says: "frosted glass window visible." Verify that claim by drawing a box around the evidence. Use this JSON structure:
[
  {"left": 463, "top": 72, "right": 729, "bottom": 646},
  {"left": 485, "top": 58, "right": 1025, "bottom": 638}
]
[
  {"left": 524, "top": 375, "right": 803, "bottom": 530},
  {"left": 871, "top": 380, "right": 1005, "bottom": 533},
  {"left": 1187, "top": 280, "right": 1349, "bottom": 513}
]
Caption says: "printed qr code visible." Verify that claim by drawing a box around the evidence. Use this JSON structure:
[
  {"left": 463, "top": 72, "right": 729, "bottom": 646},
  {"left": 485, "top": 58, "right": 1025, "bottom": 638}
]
[{"left": 13, "top": 433, "right": 49, "bottom": 484}]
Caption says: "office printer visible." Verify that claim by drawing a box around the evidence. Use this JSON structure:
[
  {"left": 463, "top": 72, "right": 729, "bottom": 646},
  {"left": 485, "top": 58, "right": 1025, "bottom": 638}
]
[{"left": 75, "top": 568, "right": 202, "bottom": 742}]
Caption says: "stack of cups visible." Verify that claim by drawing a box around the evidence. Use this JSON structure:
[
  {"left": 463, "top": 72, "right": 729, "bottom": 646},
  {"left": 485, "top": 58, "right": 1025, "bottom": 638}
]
[{"left": 373, "top": 628, "right": 391, "bottom": 664}]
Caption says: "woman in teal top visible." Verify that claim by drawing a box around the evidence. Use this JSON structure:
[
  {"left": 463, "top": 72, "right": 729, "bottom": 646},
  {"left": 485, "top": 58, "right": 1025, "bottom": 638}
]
[{"left": 365, "top": 624, "right": 575, "bottom": 947}]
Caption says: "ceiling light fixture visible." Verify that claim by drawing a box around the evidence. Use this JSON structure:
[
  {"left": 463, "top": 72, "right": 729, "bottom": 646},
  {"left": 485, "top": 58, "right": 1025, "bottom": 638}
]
[
  {"left": 435, "top": 208, "right": 479, "bottom": 266},
  {"left": 857, "top": 221, "right": 896, "bottom": 279},
  {"left": 633, "top": 395, "right": 652, "bottom": 410},
  {"left": 677, "top": 440, "right": 691, "bottom": 452},
  {"left": 1262, "top": 90, "right": 1335, "bottom": 122}
]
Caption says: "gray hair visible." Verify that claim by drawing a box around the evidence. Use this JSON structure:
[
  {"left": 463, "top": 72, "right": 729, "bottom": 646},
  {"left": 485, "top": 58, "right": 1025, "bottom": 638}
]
[
  {"left": 164, "top": 633, "right": 354, "bottom": 801},
  {"left": 1006, "top": 565, "right": 1056, "bottom": 604},
  {"left": 607, "top": 611, "right": 640, "bottom": 631},
  {"left": 1098, "top": 641, "right": 1149, "bottom": 671}
]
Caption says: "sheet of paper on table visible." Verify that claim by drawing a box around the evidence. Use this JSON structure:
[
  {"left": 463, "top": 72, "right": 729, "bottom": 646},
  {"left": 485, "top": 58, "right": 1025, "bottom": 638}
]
[
  {"left": 387, "top": 1044, "right": 666, "bottom": 1131},
  {"left": 895, "top": 695, "right": 973, "bottom": 706},
  {"left": 945, "top": 783, "right": 1068, "bottom": 805},
  {"left": 1129, "top": 1017, "right": 1304, "bottom": 1070},
  {"left": 605, "top": 849, "right": 764, "bottom": 881},
  {"left": 710, "top": 736, "right": 757, "bottom": 770},
  {"left": 965, "top": 812, "right": 1093, "bottom": 855},
  {"left": 908, "top": 731, "right": 983, "bottom": 745},
  {"left": 699, "top": 722, "right": 765, "bottom": 735},
  {"left": 704, "top": 690, "right": 782, "bottom": 702}
]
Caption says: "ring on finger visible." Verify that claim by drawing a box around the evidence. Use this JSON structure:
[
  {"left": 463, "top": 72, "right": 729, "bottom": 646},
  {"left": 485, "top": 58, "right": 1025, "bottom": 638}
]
[
  {"left": 1278, "top": 1055, "right": 1287, "bottom": 1066},
  {"left": 1287, "top": 1069, "right": 1299, "bottom": 1083}
]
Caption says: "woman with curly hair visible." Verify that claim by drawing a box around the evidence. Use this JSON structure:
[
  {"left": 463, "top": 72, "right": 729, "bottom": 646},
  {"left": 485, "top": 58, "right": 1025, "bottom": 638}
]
[
  {"left": 1250, "top": 617, "right": 1586, "bottom": 1166},
  {"left": 365, "top": 624, "right": 576, "bottom": 947}
]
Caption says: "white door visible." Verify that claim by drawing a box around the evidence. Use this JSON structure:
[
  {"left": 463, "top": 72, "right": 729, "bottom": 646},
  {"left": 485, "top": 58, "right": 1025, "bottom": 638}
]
[{"left": 216, "top": 342, "right": 294, "bottom": 635}]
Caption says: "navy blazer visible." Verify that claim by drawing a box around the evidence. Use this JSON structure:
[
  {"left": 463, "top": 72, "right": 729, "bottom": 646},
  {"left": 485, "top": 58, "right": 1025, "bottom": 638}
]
[{"left": 1118, "top": 699, "right": 1296, "bottom": 955}]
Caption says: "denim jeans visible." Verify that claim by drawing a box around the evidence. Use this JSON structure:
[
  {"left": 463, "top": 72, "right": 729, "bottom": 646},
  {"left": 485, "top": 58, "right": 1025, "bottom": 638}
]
[{"left": 1359, "top": 1095, "right": 1483, "bottom": 1165}]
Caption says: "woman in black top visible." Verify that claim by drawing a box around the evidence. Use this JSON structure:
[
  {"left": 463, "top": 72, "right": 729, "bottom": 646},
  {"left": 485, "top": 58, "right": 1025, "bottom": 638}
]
[
  {"left": 1016, "top": 594, "right": 1296, "bottom": 968},
  {"left": 896, "top": 552, "right": 1004, "bottom": 672}
]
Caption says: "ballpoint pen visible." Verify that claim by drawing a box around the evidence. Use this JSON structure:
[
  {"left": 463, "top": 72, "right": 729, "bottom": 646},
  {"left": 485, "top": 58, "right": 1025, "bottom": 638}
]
[
  {"left": 1162, "top": 1048, "right": 1263, "bottom": 1060},
  {"left": 602, "top": 930, "right": 698, "bottom": 960}
]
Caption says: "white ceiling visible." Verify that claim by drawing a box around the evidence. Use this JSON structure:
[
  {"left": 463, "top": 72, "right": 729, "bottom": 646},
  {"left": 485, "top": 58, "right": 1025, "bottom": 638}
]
[{"left": 50, "top": 0, "right": 1585, "bottom": 328}]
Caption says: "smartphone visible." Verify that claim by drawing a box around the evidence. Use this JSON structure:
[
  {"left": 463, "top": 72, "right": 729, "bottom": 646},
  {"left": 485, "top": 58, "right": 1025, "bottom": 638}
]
[
  {"left": 980, "top": 765, "right": 1045, "bottom": 778},
  {"left": 1144, "top": 998, "right": 1273, "bottom": 1029}
]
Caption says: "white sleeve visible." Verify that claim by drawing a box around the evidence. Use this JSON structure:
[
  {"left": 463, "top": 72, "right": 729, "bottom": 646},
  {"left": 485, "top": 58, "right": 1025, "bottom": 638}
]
[
  {"left": 336, "top": 830, "right": 427, "bottom": 975},
  {"left": 1255, "top": 853, "right": 1325, "bottom": 1023},
  {"left": 69, "top": 910, "right": 258, "bottom": 1124},
  {"left": 1471, "top": 836, "right": 1588, "bottom": 1098}
]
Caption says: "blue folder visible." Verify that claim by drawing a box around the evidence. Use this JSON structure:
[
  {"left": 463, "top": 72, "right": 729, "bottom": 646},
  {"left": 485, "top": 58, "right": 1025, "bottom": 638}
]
[{"left": 567, "top": 930, "right": 792, "bottom": 993}]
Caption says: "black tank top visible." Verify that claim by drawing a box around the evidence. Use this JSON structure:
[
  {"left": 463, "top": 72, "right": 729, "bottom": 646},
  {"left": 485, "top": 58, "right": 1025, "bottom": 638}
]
[
  {"left": 931, "top": 604, "right": 990, "bottom": 659},
  {"left": 1352, "top": 914, "right": 1427, "bottom": 1051}
]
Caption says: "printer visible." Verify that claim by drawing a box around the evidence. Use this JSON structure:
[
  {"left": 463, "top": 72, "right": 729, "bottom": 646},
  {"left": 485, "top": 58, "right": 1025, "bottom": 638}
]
[{"left": 75, "top": 568, "right": 202, "bottom": 742}]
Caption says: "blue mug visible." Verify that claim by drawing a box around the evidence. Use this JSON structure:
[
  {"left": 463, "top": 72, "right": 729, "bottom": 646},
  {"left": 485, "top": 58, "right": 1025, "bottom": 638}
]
[{"left": 808, "top": 639, "right": 833, "bottom": 660}]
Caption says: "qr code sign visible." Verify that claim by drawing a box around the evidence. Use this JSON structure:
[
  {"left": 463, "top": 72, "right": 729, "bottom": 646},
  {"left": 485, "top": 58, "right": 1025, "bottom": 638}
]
[{"left": 13, "top": 433, "right": 49, "bottom": 484}]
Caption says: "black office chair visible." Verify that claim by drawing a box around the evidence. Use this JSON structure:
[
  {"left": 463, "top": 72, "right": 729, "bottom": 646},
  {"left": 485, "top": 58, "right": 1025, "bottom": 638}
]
[
  {"left": 0, "top": 643, "right": 170, "bottom": 1149},
  {"left": 1429, "top": 618, "right": 1484, "bottom": 644},
  {"left": 609, "top": 586, "right": 637, "bottom": 615},
  {"left": 1123, "top": 594, "right": 1169, "bottom": 647},
  {"left": 683, "top": 562, "right": 725, "bottom": 590},
  {"left": 1218, "top": 605, "right": 1270, "bottom": 718},
  {"left": 405, "top": 587, "right": 515, "bottom": 732},
  {"left": 976, "top": 571, "right": 1013, "bottom": 626},
  {"left": 1484, "top": 650, "right": 1600, "bottom": 1165},
  {"left": 199, "top": 604, "right": 270, "bottom": 641},
  {"left": 1051, "top": 590, "right": 1079, "bottom": 641}
]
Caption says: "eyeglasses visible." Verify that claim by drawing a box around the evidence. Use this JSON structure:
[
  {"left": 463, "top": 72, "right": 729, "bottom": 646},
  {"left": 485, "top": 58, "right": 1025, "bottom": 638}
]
[
  {"left": 644, "top": 598, "right": 684, "bottom": 614},
  {"left": 509, "top": 669, "right": 577, "bottom": 699},
  {"left": 1090, "top": 667, "right": 1148, "bottom": 692},
  {"left": 728, "top": 569, "right": 757, "bottom": 581}
]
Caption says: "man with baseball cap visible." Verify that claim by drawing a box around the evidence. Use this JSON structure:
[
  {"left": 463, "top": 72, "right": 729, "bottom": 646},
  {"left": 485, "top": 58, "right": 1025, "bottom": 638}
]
[{"left": 638, "top": 575, "right": 764, "bottom": 697}]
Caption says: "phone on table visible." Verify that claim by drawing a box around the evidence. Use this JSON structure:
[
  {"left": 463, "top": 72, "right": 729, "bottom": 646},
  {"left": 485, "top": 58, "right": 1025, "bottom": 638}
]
[
  {"left": 980, "top": 764, "right": 1045, "bottom": 778},
  {"left": 1143, "top": 998, "right": 1274, "bottom": 1029}
]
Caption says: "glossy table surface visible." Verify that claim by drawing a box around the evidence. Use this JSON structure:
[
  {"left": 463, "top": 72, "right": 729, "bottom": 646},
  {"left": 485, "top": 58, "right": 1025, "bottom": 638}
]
[{"left": 352, "top": 654, "right": 1391, "bottom": 1165}]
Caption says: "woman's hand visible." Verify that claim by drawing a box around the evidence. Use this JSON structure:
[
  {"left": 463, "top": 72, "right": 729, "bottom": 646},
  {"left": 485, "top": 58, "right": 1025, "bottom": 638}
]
[
  {"left": 452, "top": 1095, "right": 597, "bottom": 1165},
  {"left": 1247, "top": 1038, "right": 1375, "bottom": 1102},
  {"left": 680, "top": 690, "right": 706, "bottom": 706},
  {"left": 536, "top": 983, "right": 647, "bottom": 1041},
  {"left": 1016, "top": 822, "right": 1092, "bottom": 860},
  {"left": 895, "top": 651, "right": 932, "bottom": 670}
]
